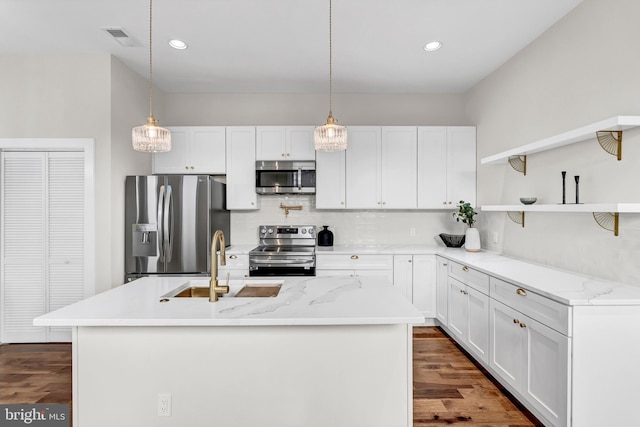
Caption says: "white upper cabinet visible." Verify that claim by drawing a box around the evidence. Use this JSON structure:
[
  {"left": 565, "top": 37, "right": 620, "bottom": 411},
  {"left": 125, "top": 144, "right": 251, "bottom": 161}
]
[
  {"left": 345, "top": 126, "right": 417, "bottom": 209},
  {"left": 153, "top": 126, "right": 226, "bottom": 174},
  {"left": 226, "top": 127, "right": 259, "bottom": 210},
  {"left": 316, "top": 150, "right": 346, "bottom": 209},
  {"left": 256, "top": 126, "right": 316, "bottom": 161},
  {"left": 345, "top": 127, "right": 380, "bottom": 209},
  {"left": 417, "top": 126, "right": 476, "bottom": 209}
]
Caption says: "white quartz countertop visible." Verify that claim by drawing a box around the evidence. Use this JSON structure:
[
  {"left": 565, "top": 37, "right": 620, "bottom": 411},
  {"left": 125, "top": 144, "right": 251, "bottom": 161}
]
[
  {"left": 226, "top": 244, "right": 440, "bottom": 255},
  {"left": 437, "top": 248, "right": 640, "bottom": 306},
  {"left": 34, "top": 275, "right": 425, "bottom": 327}
]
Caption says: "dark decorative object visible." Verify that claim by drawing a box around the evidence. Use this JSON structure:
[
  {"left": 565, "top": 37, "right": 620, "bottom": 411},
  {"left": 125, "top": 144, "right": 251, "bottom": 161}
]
[
  {"left": 439, "top": 233, "right": 466, "bottom": 248},
  {"left": 561, "top": 171, "right": 567, "bottom": 204},
  {"left": 575, "top": 175, "right": 580, "bottom": 204},
  {"left": 317, "top": 226, "right": 334, "bottom": 246}
]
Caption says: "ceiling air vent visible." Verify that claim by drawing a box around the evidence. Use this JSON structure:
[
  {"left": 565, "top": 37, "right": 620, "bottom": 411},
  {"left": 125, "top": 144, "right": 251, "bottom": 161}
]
[{"left": 102, "top": 27, "right": 142, "bottom": 47}]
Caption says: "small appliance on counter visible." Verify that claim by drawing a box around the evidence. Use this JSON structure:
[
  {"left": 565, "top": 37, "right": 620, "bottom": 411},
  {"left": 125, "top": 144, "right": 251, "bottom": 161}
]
[{"left": 317, "top": 226, "right": 334, "bottom": 246}]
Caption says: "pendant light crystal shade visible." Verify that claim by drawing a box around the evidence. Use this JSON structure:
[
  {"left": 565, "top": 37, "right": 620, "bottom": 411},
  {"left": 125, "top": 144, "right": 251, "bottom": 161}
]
[
  {"left": 314, "top": 113, "right": 347, "bottom": 151},
  {"left": 132, "top": 0, "right": 171, "bottom": 153},
  {"left": 132, "top": 116, "right": 171, "bottom": 152},
  {"left": 314, "top": 0, "right": 347, "bottom": 152}
]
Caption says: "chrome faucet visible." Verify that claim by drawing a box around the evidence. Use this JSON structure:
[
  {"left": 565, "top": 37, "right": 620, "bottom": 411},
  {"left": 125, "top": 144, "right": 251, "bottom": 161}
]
[{"left": 209, "top": 230, "right": 229, "bottom": 302}]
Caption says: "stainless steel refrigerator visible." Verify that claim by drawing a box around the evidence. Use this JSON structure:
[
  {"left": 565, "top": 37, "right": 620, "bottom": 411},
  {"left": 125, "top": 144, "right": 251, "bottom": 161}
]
[{"left": 125, "top": 175, "right": 230, "bottom": 281}]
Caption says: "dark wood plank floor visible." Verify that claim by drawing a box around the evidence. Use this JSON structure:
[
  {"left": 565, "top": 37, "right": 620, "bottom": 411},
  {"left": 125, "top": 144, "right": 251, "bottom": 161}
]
[{"left": 0, "top": 327, "right": 542, "bottom": 426}]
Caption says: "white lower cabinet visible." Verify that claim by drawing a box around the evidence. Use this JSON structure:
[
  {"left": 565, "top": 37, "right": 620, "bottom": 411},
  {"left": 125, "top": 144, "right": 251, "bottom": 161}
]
[
  {"left": 447, "top": 276, "right": 489, "bottom": 364},
  {"left": 490, "top": 299, "right": 570, "bottom": 427},
  {"left": 393, "top": 255, "right": 436, "bottom": 318},
  {"left": 217, "top": 254, "right": 250, "bottom": 279},
  {"left": 435, "top": 256, "right": 449, "bottom": 325},
  {"left": 315, "top": 254, "right": 394, "bottom": 283}
]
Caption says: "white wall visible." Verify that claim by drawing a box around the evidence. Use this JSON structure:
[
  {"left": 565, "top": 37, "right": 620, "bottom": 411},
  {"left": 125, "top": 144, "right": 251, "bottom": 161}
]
[{"left": 466, "top": 0, "right": 640, "bottom": 285}]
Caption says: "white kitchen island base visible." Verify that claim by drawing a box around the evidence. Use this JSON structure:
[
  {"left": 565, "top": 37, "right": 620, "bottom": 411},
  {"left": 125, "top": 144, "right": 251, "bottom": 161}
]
[{"left": 74, "top": 324, "right": 413, "bottom": 427}]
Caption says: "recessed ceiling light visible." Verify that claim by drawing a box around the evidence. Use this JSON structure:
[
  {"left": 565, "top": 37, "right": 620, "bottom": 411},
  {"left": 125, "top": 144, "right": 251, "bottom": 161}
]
[
  {"left": 169, "top": 39, "right": 188, "bottom": 50},
  {"left": 424, "top": 41, "right": 442, "bottom": 52}
]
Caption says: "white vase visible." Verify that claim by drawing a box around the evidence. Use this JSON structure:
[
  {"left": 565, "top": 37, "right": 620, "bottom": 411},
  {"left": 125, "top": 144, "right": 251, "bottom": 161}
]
[{"left": 464, "top": 227, "right": 481, "bottom": 252}]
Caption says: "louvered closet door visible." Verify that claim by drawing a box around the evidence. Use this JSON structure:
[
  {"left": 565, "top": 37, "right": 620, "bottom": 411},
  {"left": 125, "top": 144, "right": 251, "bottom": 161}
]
[{"left": 1, "top": 151, "right": 85, "bottom": 343}]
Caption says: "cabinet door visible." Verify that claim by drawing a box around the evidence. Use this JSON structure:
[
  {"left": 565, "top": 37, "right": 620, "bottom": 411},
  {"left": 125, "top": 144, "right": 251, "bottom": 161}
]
[
  {"left": 412, "top": 255, "right": 436, "bottom": 319},
  {"left": 435, "top": 257, "right": 449, "bottom": 324},
  {"left": 447, "top": 126, "right": 476, "bottom": 207},
  {"left": 153, "top": 128, "right": 190, "bottom": 174},
  {"left": 345, "top": 126, "right": 380, "bottom": 209},
  {"left": 380, "top": 127, "right": 417, "bottom": 208},
  {"left": 191, "top": 127, "right": 226, "bottom": 173},
  {"left": 315, "top": 150, "right": 346, "bottom": 209},
  {"left": 447, "top": 277, "right": 467, "bottom": 342},
  {"left": 523, "top": 317, "right": 570, "bottom": 427},
  {"left": 393, "top": 255, "right": 413, "bottom": 301},
  {"left": 226, "top": 127, "right": 258, "bottom": 210},
  {"left": 287, "top": 126, "right": 316, "bottom": 160},
  {"left": 466, "top": 286, "right": 489, "bottom": 364},
  {"left": 489, "top": 299, "right": 523, "bottom": 390},
  {"left": 417, "top": 126, "right": 447, "bottom": 209},
  {"left": 256, "top": 127, "right": 286, "bottom": 160}
]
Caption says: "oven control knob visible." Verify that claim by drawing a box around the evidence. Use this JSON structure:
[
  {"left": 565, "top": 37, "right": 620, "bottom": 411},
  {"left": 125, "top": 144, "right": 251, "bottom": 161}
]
[
  {"left": 308, "top": 228, "right": 314, "bottom": 235},
  {"left": 267, "top": 228, "right": 274, "bottom": 234},
  {"left": 260, "top": 228, "right": 267, "bottom": 234},
  {"left": 301, "top": 229, "right": 307, "bottom": 234}
]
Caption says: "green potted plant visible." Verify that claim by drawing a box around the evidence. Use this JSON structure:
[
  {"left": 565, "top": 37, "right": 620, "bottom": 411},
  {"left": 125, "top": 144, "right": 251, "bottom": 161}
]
[{"left": 453, "top": 201, "right": 480, "bottom": 252}]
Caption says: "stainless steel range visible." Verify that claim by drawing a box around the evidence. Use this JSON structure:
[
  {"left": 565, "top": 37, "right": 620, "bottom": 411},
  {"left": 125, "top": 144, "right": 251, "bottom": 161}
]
[{"left": 249, "top": 225, "right": 316, "bottom": 276}]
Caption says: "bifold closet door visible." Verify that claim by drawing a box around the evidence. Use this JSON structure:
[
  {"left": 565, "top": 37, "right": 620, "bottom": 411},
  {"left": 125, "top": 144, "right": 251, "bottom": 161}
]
[{"left": 1, "top": 151, "right": 85, "bottom": 343}]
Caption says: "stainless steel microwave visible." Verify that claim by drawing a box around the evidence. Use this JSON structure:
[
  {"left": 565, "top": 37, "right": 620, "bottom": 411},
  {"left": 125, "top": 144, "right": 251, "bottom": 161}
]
[{"left": 255, "top": 161, "right": 316, "bottom": 194}]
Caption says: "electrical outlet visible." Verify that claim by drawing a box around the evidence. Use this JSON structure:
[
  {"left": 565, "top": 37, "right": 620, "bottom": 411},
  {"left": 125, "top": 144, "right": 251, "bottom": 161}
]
[
  {"left": 157, "top": 393, "right": 171, "bottom": 417},
  {"left": 410, "top": 227, "right": 416, "bottom": 237},
  {"left": 492, "top": 232, "right": 499, "bottom": 244}
]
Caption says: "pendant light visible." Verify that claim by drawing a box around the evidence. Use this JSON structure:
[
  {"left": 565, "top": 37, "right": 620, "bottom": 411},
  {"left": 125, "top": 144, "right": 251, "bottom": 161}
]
[
  {"left": 314, "top": 0, "right": 347, "bottom": 152},
  {"left": 132, "top": 0, "right": 171, "bottom": 153}
]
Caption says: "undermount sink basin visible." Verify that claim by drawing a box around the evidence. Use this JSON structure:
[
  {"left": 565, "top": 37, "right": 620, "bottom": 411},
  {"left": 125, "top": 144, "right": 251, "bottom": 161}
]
[{"left": 164, "top": 279, "right": 283, "bottom": 299}]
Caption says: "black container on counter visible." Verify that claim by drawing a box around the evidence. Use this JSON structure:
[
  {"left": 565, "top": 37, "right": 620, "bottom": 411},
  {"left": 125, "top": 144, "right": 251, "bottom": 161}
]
[{"left": 317, "top": 226, "right": 334, "bottom": 246}]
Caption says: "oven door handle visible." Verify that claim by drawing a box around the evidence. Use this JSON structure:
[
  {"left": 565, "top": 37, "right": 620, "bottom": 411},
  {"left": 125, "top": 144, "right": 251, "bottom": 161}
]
[{"left": 250, "top": 259, "right": 315, "bottom": 265}]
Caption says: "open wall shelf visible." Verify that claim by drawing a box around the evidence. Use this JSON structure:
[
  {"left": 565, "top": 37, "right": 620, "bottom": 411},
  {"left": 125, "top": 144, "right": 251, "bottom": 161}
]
[
  {"left": 481, "top": 116, "right": 640, "bottom": 166},
  {"left": 481, "top": 203, "right": 640, "bottom": 236}
]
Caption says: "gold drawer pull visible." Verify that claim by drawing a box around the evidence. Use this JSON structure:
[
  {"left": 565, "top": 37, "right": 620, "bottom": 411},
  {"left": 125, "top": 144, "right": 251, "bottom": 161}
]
[
  {"left": 513, "top": 319, "right": 520, "bottom": 324},
  {"left": 516, "top": 288, "right": 527, "bottom": 296},
  {"left": 229, "top": 255, "right": 238, "bottom": 260},
  {"left": 462, "top": 266, "right": 469, "bottom": 272},
  {"left": 519, "top": 323, "right": 527, "bottom": 328},
  {"left": 350, "top": 255, "right": 359, "bottom": 260}
]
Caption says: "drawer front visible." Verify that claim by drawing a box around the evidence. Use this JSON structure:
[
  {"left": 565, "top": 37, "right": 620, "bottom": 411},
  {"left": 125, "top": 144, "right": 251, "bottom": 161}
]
[
  {"left": 448, "top": 261, "right": 489, "bottom": 295},
  {"left": 490, "top": 277, "right": 571, "bottom": 336},
  {"left": 220, "top": 253, "right": 249, "bottom": 269},
  {"left": 316, "top": 254, "right": 393, "bottom": 270}
]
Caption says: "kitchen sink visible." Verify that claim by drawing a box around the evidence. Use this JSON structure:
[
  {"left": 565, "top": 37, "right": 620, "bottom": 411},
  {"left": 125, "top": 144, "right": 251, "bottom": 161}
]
[{"left": 163, "top": 279, "right": 283, "bottom": 299}]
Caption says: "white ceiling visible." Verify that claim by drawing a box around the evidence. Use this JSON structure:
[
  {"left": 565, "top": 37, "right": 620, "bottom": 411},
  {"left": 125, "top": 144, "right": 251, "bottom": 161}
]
[{"left": 0, "top": 0, "right": 582, "bottom": 94}]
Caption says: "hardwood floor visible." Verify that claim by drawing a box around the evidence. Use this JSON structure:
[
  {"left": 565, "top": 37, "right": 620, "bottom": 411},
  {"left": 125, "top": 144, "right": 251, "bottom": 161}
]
[{"left": 0, "top": 327, "right": 542, "bottom": 426}]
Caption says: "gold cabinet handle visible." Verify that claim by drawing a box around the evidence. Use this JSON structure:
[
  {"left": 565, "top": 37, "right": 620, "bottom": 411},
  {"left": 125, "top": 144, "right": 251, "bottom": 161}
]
[
  {"left": 350, "top": 255, "right": 359, "bottom": 260},
  {"left": 442, "top": 262, "right": 448, "bottom": 266},
  {"left": 229, "top": 255, "right": 238, "bottom": 260},
  {"left": 519, "top": 323, "right": 527, "bottom": 328},
  {"left": 513, "top": 319, "right": 520, "bottom": 324},
  {"left": 462, "top": 266, "right": 469, "bottom": 272},
  {"left": 516, "top": 288, "right": 527, "bottom": 296}
]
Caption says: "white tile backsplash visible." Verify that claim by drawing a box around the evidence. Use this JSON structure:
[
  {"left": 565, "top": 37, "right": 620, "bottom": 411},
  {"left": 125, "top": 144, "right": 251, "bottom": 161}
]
[{"left": 230, "top": 195, "right": 465, "bottom": 247}]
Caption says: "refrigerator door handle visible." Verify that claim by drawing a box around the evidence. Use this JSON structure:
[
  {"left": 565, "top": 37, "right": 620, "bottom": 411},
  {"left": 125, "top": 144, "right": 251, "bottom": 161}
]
[
  {"left": 157, "top": 184, "right": 166, "bottom": 261},
  {"left": 164, "top": 185, "right": 173, "bottom": 262}
]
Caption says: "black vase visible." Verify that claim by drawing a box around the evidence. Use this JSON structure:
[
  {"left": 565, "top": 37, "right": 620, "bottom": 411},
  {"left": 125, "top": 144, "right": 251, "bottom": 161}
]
[{"left": 317, "top": 226, "right": 334, "bottom": 246}]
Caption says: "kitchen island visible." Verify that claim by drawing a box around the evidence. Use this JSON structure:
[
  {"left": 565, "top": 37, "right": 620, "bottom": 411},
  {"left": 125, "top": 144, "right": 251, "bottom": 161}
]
[{"left": 35, "top": 275, "right": 424, "bottom": 427}]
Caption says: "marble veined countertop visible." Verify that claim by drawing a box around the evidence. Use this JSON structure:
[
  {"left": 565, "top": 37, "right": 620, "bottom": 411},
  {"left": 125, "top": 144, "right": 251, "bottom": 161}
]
[
  {"left": 437, "top": 248, "right": 640, "bottom": 306},
  {"left": 225, "top": 244, "right": 440, "bottom": 255},
  {"left": 34, "top": 275, "right": 424, "bottom": 327}
]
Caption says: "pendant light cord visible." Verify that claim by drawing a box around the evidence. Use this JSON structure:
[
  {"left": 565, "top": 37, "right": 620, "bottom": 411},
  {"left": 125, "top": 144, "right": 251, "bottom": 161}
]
[
  {"left": 148, "top": 0, "right": 154, "bottom": 118},
  {"left": 328, "top": 0, "right": 333, "bottom": 118}
]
